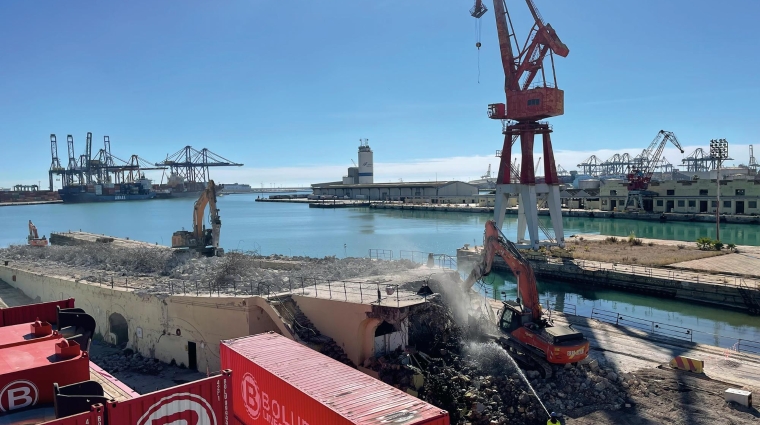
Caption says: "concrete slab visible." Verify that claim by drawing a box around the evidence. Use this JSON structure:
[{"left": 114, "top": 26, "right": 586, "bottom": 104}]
[
  {"left": 277, "top": 268, "right": 434, "bottom": 308},
  {"left": 0, "top": 278, "right": 34, "bottom": 308},
  {"left": 671, "top": 252, "right": 760, "bottom": 279}
]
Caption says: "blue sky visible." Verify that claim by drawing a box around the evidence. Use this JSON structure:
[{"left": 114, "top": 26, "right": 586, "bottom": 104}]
[{"left": 2, "top": 0, "right": 759, "bottom": 188}]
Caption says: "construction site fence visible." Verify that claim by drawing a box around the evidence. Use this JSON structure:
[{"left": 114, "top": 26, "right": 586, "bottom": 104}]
[{"left": 538, "top": 257, "right": 760, "bottom": 290}]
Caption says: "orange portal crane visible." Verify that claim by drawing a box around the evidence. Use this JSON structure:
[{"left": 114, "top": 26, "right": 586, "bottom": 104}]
[
  {"left": 27, "top": 220, "right": 48, "bottom": 247},
  {"left": 471, "top": 0, "right": 569, "bottom": 249},
  {"left": 171, "top": 180, "right": 223, "bottom": 256},
  {"left": 464, "top": 220, "right": 588, "bottom": 377}
]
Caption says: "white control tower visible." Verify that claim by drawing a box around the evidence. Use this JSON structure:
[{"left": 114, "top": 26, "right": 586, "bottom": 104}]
[{"left": 358, "top": 139, "right": 373, "bottom": 184}]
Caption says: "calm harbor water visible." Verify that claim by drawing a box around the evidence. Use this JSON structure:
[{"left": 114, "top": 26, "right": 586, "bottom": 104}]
[{"left": 2, "top": 193, "right": 760, "bottom": 347}]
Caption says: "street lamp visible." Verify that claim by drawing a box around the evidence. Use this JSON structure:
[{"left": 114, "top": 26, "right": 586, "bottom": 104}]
[{"left": 710, "top": 139, "right": 728, "bottom": 241}]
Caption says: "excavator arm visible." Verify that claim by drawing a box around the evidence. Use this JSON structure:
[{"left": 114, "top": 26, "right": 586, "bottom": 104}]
[
  {"left": 28, "top": 220, "right": 39, "bottom": 239},
  {"left": 192, "top": 188, "right": 210, "bottom": 241},
  {"left": 464, "top": 220, "right": 542, "bottom": 321},
  {"left": 173, "top": 180, "right": 222, "bottom": 256}
]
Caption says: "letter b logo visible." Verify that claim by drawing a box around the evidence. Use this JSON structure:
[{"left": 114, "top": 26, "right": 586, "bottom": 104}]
[{"left": 0, "top": 380, "right": 39, "bottom": 412}]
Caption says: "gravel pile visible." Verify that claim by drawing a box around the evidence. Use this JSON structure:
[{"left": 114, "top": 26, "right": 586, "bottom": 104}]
[{"left": 0, "top": 245, "right": 420, "bottom": 295}]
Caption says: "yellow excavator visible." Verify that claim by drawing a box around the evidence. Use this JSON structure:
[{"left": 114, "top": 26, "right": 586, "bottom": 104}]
[{"left": 171, "top": 180, "right": 223, "bottom": 256}]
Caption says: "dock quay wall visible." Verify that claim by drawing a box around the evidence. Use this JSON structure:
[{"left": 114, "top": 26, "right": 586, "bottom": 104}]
[
  {"left": 0, "top": 265, "right": 291, "bottom": 372},
  {"left": 370, "top": 203, "right": 760, "bottom": 224},
  {"left": 456, "top": 250, "right": 760, "bottom": 313}
]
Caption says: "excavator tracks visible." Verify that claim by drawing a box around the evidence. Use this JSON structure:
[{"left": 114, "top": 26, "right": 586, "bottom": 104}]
[{"left": 496, "top": 336, "right": 553, "bottom": 379}]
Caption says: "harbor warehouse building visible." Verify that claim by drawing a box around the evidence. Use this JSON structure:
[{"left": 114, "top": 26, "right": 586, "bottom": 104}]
[{"left": 311, "top": 181, "right": 479, "bottom": 202}]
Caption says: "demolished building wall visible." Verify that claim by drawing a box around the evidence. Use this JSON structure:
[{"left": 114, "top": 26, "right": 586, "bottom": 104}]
[{"left": 0, "top": 265, "right": 288, "bottom": 372}]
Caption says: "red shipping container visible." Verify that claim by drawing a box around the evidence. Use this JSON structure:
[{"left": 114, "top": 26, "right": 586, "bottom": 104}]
[
  {"left": 0, "top": 337, "right": 90, "bottom": 414},
  {"left": 39, "top": 404, "right": 105, "bottom": 425},
  {"left": 0, "top": 321, "right": 56, "bottom": 349},
  {"left": 106, "top": 371, "right": 232, "bottom": 425},
  {"left": 221, "top": 332, "right": 449, "bottom": 425},
  {"left": 1, "top": 299, "right": 75, "bottom": 327}
]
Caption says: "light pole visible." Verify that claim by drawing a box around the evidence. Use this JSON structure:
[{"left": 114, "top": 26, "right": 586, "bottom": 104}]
[{"left": 710, "top": 139, "right": 728, "bottom": 241}]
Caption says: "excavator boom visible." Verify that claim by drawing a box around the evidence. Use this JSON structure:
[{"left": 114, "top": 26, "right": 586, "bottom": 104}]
[
  {"left": 172, "top": 180, "right": 222, "bottom": 256},
  {"left": 464, "top": 220, "right": 541, "bottom": 320},
  {"left": 27, "top": 220, "right": 48, "bottom": 247},
  {"left": 464, "top": 220, "right": 589, "bottom": 372}
]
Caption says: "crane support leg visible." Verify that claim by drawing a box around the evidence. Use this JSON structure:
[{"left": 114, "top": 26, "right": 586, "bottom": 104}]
[
  {"left": 519, "top": 184, "right": 540, "bottom": 249},
  {"left": 541, "top": 129, "right": 559, "bottom": 184},
  {"left": 496, "top": 134, "right": 513, "bottom": 184},
  {"left": 494, "top": 186, "right": 510, "bottom": 230},
  {"left": 546, "top": 184, "right": 565, "bottom": 247},
  {"left": 516, "top": 193, "right": 527, "bottom": 244},
  {"left": 519, "top": 129, "right": 536, "bottom": 185}
]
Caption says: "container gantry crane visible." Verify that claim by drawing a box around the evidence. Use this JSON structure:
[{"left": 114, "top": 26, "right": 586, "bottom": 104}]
[
  {"left": 471, "top": 0, "right": 569, "bottom": 249},
  {"left": 624, "top": 130, "right": 684, "bottom": 211}
]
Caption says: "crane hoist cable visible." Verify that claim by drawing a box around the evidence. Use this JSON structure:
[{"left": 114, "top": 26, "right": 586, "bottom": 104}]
[{"left": 475, "top": 16, "right": 483, "bottom": 83}]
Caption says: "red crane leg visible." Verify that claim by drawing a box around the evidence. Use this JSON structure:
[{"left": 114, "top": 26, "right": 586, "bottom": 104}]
[
  {"left": 519, "top": 130, "right": 536, "bottom": 184},
  {"left": 497, "top": 134, "right": 513, "bottom": 184},
  {"left": 541, "top": 130, "right": 559, "bottom": 185}
]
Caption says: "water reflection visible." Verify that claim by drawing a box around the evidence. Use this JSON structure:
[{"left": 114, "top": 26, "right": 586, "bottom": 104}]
[{"left": 479, "top": 270, "right": 760, "bottom": 347}]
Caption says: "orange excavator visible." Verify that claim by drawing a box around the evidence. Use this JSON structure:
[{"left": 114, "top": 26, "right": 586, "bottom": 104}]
[
  {"left": 171, "top": 180, "right": 223, "bottom": 256},
  {"left": 28, "top": 220, "right": 49, "bottom": 247},
  {"left": 464, "top": 220, "right": 588, "bottom": 377}
]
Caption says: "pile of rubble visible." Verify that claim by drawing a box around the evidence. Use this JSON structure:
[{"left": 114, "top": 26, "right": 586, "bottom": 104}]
[
  {"left": 533, "top": 359, "right": 637, "bottom": 417},
  {"left": 0, "top": 245, "right": 420, "bottom": 295},
  {"left": 367, "top": 342, "right": 638, "bottom": 425},
  {"left": 89, "top": 347, "right": 164, "bottom": 375}
]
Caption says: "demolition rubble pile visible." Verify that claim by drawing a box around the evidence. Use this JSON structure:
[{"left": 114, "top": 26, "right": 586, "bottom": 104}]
[
  {"left": 89, "top": 346, "right": 164, "bottom": 375},
  {"left": 0, "top": 245, "right": 420, "bottom": 295},
  {"left": 362, "top": 300, "right": 639, "bottom": 425}
]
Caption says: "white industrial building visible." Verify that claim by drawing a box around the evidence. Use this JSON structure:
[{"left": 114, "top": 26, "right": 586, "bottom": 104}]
[
  {"left": 312, "top": 140, "right": 480, "bottom": 202},
  {"left": 311, "top": 181, "right": 480, "bottom": 202}
]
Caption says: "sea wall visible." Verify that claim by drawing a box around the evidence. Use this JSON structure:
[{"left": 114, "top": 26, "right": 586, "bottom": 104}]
[{"left": 456, "top": 250, "right": 760, "bottom": 312}]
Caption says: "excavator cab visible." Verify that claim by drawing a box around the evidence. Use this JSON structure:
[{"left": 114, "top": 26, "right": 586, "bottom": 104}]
[{"left": 498, "top": 301, "right": 528, "bottom": 333}]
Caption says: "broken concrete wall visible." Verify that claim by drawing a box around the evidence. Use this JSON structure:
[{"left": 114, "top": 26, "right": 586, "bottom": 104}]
[
  {"left": 0, "top": 265, "right": 288, "bottom": 372},
  {"left": 292, "top": 294, "right": 376, "bottom": 366}
]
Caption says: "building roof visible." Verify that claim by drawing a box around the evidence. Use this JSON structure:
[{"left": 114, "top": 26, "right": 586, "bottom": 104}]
[{"left": 312, "top": 180, "right": 472, "bottom": 189}]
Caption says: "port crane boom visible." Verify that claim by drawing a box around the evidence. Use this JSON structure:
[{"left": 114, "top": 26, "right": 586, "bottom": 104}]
[
  {"left": 625, "top": 130, "right": 685, "bottom": 210},
  {"left": 472, "top": 0, "right": 568, "bottom": 249}
]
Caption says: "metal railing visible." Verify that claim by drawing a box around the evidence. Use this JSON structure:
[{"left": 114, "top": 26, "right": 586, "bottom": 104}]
[
  {"left": 400, "top": 250, "right": 429, "bottom": 264},
  {"left": 368, "top": 249, "right": 394, "bottom": 261},
  {"left": 374, "top": 249, "right": 458, "bottom": 270},
  {"left": 289, "top": 277, "right": 407, "bottom": 307},
  {"left": 548, "top": 258, "right": 760, "bottom": 290},
  {"left": 588, "top": 307, "right": 760, "bottom": 355}
]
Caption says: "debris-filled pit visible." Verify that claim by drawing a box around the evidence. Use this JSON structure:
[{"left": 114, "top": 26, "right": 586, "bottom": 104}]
[{"left": 364, "top": 298, "right": 643, "bottom": 425}]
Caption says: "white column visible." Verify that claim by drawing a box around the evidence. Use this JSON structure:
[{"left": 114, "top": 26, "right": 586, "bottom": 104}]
[{"left": 546, "top": 184, "right": 565, "bottom": 247}]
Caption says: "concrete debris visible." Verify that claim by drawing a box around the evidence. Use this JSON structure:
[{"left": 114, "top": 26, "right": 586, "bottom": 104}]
[{"left": 0, "top": 245, "right": 420, "bottom": 295}]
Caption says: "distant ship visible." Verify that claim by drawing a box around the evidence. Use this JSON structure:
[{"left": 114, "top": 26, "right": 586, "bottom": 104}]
[
  {"left": 58, "top": 179, "right": 155, "bottom": 203},
  {"left": 220, "top": 183, "right": 252, "bottom": 194},
  {"left": 154, "top": 173, "right": 207, "bottom": 199}
]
